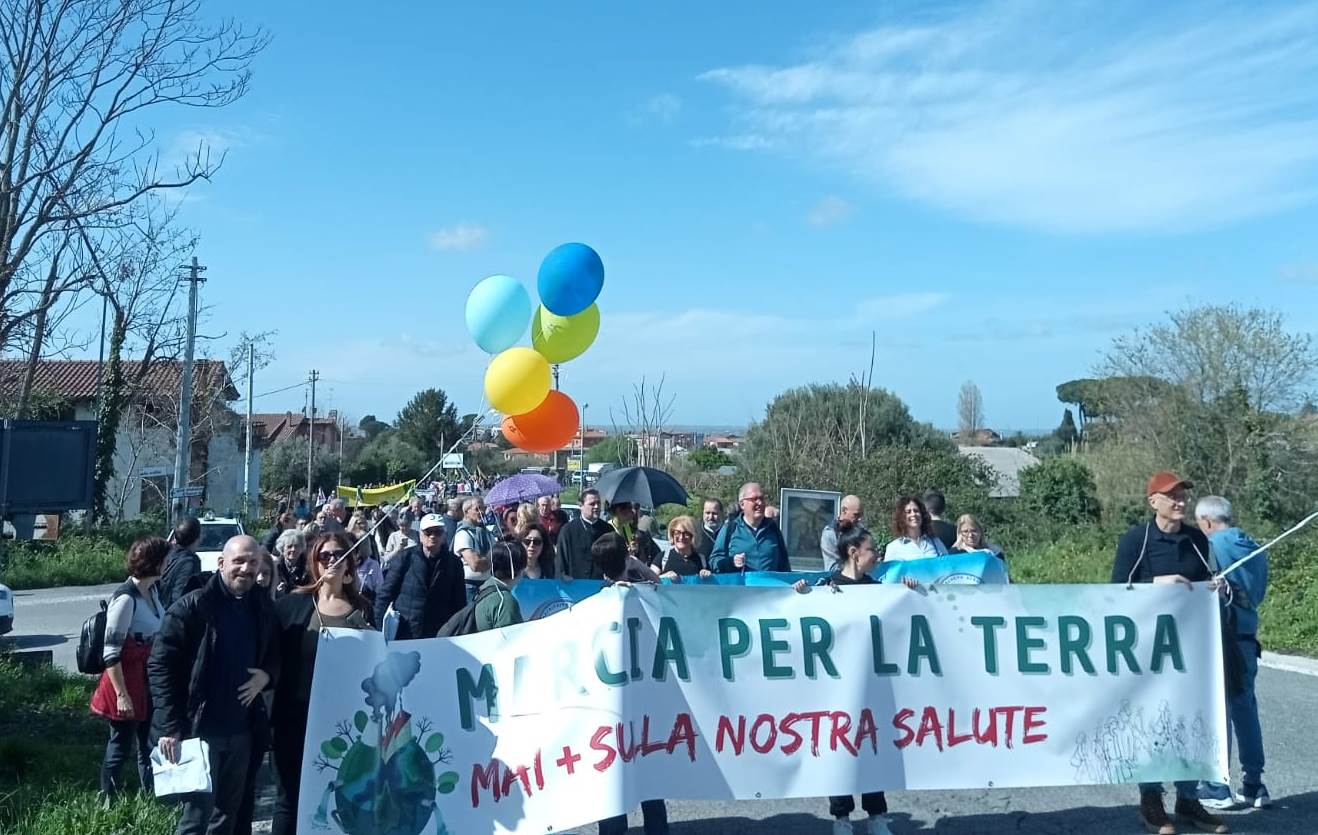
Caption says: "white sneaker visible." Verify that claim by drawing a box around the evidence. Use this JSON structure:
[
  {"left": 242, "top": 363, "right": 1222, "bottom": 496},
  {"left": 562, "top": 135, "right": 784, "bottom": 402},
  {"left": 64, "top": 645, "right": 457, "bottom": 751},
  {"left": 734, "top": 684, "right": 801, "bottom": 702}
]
[
  {"left": 832, "top": 818, "right": 854, "bottom": 835},
  {"left": 865, "top": 814, "right": 894, "bottom": 835}
]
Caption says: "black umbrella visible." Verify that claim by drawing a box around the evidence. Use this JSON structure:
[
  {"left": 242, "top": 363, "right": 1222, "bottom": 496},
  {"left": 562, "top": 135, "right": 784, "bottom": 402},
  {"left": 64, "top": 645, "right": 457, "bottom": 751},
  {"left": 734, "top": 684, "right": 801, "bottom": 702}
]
[{"left": 594, "top": 466, "right": 689, "bottom": 509}]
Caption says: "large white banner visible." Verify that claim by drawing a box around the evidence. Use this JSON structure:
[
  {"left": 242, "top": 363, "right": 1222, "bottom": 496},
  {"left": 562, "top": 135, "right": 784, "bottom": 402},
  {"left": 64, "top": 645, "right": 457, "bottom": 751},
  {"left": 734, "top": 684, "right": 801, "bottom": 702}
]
[{"left": 298, "top": 583, "right": 1228, "bottom": 834}]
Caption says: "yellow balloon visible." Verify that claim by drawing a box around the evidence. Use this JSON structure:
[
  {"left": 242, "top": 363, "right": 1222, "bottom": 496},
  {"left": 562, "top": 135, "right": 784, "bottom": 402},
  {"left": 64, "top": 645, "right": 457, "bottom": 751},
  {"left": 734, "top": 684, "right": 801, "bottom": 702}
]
[
  {"left": 532, "top": 303, "right": 600, "bottom": 364},
  {"left": 484, "top": 347, "right": 551, "bottom": 415}
]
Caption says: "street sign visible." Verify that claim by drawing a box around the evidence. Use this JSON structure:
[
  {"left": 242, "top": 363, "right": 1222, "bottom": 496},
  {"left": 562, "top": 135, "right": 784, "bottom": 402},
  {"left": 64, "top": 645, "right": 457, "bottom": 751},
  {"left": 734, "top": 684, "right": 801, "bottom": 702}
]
[
  {"left": 170, "top": 485, "right": 204, "bottom": 498},
  {"left": 441, "top": 453, "right": 464, "bottom": 470},
  {"left": 141, "top": 465, "right": 170, "bottom": 478}
]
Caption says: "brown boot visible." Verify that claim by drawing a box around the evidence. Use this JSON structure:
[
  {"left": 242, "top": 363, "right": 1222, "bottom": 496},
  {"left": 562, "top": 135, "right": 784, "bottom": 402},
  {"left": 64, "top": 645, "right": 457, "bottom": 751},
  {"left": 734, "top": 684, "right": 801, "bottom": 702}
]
[
  {"left": 1174, "top": 797, "right": 1229, "bottom": 834},
  {"left": 1140, "top": 791, "right": 1177, "bottom": 835}
]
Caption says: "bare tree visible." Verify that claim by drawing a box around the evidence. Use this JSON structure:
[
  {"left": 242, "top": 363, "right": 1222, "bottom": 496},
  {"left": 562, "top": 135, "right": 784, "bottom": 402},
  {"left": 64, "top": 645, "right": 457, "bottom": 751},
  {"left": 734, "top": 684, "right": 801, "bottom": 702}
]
[
  {"left": 957, "top": 380, "right": 984, "bottom": 440},
  {"left": 0, "top": 0, "right": 267, "bottom": 354},
  {"left": 610, "top": 375, "right": 676, "bottom": 468}
]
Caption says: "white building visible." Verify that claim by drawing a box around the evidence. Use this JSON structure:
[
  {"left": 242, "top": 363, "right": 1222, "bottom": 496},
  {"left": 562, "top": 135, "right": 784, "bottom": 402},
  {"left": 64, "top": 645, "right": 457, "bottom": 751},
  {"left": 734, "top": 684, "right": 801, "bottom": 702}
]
[{"left": 0, "top": 359, "right": 252, "bottom": 520}]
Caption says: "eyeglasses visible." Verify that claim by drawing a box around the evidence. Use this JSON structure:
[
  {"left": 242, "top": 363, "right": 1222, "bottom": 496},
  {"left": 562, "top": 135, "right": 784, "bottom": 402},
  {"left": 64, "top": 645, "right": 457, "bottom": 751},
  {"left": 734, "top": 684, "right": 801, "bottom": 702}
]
[
  {"left": 317, "top": 549, "right": 346, "bottom": 563},
  {"left": 421, "top": 528, "right": 443, "bottom": 536},
  {"left": 741, "top": 496, "right": 765, "bottom": 504},
  {"left": 672, "top": 531, "right": 694, "bottom": 539},
  {"left": 522, "top": 537, "right": 544, "bottom": 547}
]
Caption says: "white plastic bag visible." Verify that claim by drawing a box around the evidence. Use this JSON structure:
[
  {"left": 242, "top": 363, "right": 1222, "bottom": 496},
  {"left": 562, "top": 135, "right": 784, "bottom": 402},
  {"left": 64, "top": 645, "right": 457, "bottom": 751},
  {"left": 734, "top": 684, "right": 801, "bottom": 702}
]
[{"left": 150, "top": 738, "right": 212, "bottom": 796}]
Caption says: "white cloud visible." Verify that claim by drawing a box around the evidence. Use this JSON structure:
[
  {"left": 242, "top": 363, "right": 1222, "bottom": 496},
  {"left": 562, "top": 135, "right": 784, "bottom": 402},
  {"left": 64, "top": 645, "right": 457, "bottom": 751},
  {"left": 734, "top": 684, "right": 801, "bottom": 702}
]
[
  {"left": 689, "top": 134, "right": 776, "bottom": 151},
  {"left": 807, "top": 195, "right": 855, "bottom": 227},
  {"left": 700, "top": 1, "right": 1318, "bottom": 233},
  {"left": 644, "top": 93, "right": 682, "bottom": 123},
  {"left": 1280, "top": 262, "right": 1318, "bottom": 283},
  {"left": 166, "top": 128, "right": 248, "bottom": 171},
  {"left": 428, "top": 223, "right": 490, "bottom": 252},
  {"left": 853, "top": 292, "right": 949, "bottom": 320}
]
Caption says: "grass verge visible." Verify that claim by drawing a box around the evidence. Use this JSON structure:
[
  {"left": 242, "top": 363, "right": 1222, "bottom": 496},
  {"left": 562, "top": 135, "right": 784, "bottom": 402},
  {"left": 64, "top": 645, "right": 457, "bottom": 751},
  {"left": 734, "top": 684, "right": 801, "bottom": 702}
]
[
  {"left": 1009, "top": 526, "right": 1318, "bottom": 657},
  {"left": 0, "top": 657, "right": 179, "bottom": 835},
  {"left": 0, "top": 518, "right": 164, "bottom": 590}
]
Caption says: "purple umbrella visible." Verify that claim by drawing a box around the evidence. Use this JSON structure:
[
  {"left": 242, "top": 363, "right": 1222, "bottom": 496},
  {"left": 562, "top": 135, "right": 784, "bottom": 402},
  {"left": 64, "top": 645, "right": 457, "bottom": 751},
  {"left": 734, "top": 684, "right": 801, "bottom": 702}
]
[{"left": 484, "top": 474, "right": 562, "bottom": 506}]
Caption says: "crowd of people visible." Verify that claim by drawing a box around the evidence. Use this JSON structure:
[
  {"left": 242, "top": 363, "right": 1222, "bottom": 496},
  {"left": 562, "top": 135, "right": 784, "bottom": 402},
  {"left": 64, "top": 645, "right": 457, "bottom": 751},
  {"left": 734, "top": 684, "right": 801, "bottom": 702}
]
[{"left": 86, "top": 469, "right": 1268, "bottom": 835}]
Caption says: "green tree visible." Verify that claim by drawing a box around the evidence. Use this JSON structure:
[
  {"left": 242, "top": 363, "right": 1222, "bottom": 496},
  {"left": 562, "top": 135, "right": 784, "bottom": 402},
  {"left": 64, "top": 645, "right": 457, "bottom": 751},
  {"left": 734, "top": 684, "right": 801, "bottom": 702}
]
[
  {"left": 395, "top": 389, "right": 468, "bottom": 461},
  {"left": 344, "top": 431, "right": 428, "bottom": 485},
  {"left": 260, "top": 436, "right": 340, "bottom": 496},
  {"left": 358, "top": 415, "right": 390, "bottom": 441},
  {"left": 586, "top": 434, "right": 633, "bottom": 466},
  {"left": 1018, "top": 457, "right": 1101, "bottom": 527},
  {"left": 688, "top": 447, "right": 732, "bottom": 470},
  {"left": 740, "top": 383, "right": 950, "bottom": 499},
  {"left": 1055, "top": 409, "right": 1079, "bottom": 448}
]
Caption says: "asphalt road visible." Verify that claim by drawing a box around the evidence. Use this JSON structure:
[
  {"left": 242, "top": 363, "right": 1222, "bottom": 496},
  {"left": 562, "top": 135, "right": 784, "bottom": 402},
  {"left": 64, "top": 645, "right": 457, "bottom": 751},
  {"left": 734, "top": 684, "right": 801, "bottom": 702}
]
[{"left": 6, "top": 582, "right": 1318, "bottom": 834}]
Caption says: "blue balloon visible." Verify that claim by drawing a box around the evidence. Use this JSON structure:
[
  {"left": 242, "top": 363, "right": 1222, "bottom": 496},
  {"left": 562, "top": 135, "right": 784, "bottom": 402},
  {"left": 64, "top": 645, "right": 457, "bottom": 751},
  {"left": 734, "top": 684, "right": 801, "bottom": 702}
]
[
  {"left": 537, "top": 243, "right": 604, "bottom": 317},
  {"left": 465, "top": 275, "right": 532, "bottom": 354}
]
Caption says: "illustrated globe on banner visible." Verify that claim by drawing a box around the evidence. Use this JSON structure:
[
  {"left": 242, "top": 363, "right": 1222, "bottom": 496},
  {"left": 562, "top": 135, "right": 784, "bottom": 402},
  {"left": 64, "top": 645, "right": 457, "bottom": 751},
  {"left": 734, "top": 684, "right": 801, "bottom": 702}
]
[
  {"left": 501, "top": 390, "right": 580, "bottom": 453},
  {"left": 484, "top": 347, "right": 551, "bottom": 416},
  {"left": 531, "top": 303, "right": 599, "bottom": 364},
  {"left": 537, "top": 243, "right": 604, "bottom": 317},
  {"left": 465, "top": 274, "right": 532, "bottom": 354}
]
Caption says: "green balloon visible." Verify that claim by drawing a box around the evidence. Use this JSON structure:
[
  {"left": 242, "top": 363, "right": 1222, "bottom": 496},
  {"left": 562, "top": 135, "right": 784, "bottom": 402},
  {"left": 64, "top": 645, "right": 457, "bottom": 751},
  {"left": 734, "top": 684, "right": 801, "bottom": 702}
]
[{"left": 532, "top": 303, "right": 600, "bottom": 364}]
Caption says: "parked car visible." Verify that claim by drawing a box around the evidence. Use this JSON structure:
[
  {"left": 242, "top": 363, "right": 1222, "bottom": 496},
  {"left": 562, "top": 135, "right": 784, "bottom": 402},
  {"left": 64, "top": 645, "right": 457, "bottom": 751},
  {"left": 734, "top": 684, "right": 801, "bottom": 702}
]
[
  {"left": 196, "top": 514, "right": 244, "bottom": 572},
  {"left": 0, "top": 582, "right": 13, "bottom": 635}
]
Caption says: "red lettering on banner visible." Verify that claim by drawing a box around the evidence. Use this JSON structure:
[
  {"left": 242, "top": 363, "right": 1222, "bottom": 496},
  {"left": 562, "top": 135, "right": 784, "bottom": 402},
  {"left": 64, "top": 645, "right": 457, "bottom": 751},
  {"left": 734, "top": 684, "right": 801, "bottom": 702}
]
[
  {"left": 779, "top": 712, "right": 805, "bottom": 755},
  {"left": 750, "top": 713, "right": 778, "bottom": 753},
  {"left": 999, "top": 705, "right": 1024, "bottom": 749},
  {"left": 617, "top": 722, "right": 639, "bottom": 763},
  {"left": 916, "top": 707, "right": 945, "bottom": 751},
  {"left": 669, "top": 713, "right": 698, "bottom": 762},
  {"left": 471, "top": 761, "right": 500, "bottom": 808},
  {"left": 641, "top": 715, "right": 668, "bottom": 756},
  {"left": 946, "top": 708, "right": 973, "bottom": 747},
  {"left": 893, "top": 708, "right": 917, "bottom": 749},
  {"left": 591, "top": 726, "right": 615, "bottom": 772},
  {"left": 830, "top": 711, "right": 857, "bottom": 755},
  {"left": 534, "top": 749, "right": 545, "bottom": 790},
  {"left": 855, "top": 709, "right": 879, "bottom": 754},
  {"left": 973, "top": 707, "right": 997, "bottom": 746},
  {"left": 1024, "top": 707, "right": 1049, "bottom": 744},
  {"left": 716, "top": 715, "right": 746, "bottom": 754}
]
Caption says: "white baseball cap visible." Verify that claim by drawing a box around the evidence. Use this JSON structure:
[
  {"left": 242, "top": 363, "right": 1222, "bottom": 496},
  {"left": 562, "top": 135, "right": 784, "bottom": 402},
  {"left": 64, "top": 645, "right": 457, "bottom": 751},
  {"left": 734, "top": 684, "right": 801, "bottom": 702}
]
[{"left": 419, "top": 513, "right": 445, "bottom": 532}]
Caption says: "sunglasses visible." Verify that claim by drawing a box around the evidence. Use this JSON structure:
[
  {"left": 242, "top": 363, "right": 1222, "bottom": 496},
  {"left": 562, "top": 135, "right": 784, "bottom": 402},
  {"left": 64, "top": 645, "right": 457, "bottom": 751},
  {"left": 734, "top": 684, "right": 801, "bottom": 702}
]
[
  {"left": 317, "top": 549, "right": 346, "bottom": 563},
  {"left": 672, "top": 531, "right": 694, "bottom": 539},
  {"left": 522, "top": 537, "right": 544, "bottom": 547}
]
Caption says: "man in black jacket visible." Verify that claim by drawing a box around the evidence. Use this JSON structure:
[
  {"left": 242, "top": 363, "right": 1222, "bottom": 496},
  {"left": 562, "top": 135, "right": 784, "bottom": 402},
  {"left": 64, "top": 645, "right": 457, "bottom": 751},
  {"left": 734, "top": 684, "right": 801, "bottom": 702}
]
[
  {"left": 159, "top": 516, "right": 203, "bottom": 610},
  {"left": 148, "top": 535, "right": 279, "bottom": 835},
  {"left": 556, "top": 488, "right": 613, "bottom": 580},
  {"left": 373, "top": 515, "right": 467, "bottom": 639}
]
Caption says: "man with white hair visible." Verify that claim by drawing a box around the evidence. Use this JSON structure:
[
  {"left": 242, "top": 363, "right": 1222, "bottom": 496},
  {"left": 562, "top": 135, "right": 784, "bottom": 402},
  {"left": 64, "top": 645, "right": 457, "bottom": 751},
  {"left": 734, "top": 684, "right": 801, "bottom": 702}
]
[
  {"left": 322, "top": 497, "right": 347, "bottom": 532},
  {"left": 710, "top": 482, "right": 790, "bottom": 573},
  {"left": 1195, "top": 495, "right": 1271, "bottom": 811},
  {"left": 821, "top": 495, "right": 866, "bottom": 571}
]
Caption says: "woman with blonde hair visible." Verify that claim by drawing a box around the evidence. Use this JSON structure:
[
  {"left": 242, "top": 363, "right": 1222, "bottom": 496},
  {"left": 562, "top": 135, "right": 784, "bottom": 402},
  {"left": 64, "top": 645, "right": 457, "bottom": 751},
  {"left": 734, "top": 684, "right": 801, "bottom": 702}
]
[
  {"left": 950, "top": 513, "right": 1005, "bottom": 561},
  {"left": 659, "top": 515, "right": 712, "bottom": 579}
]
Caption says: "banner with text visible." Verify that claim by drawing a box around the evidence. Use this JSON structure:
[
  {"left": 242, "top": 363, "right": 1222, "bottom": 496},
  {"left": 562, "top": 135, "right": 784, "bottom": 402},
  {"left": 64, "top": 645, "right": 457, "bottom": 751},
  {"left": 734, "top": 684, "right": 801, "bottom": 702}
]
[{"left": 299, "top": 583, "right": 1227, "bottom": 835}]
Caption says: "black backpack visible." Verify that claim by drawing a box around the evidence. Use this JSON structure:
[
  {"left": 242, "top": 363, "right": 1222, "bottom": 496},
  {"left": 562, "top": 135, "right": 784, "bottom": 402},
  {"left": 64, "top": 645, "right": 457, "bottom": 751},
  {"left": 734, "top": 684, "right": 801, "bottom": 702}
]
[
  {"left": 435, "top": 585, "right": 501, "bottom": 638},
  {"left": 76, "top": 600, "right": 109, "bottom": 675}
]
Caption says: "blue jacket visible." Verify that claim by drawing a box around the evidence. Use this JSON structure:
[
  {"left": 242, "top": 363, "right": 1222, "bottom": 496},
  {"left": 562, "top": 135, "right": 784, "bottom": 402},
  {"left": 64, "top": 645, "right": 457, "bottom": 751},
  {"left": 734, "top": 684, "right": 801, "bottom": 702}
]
[
  {"left": 1209, "top": 527, "right": 1268, "bottom": 637},
  {"left": 710, "top": 515, "right": 790, "bottom": 573}
]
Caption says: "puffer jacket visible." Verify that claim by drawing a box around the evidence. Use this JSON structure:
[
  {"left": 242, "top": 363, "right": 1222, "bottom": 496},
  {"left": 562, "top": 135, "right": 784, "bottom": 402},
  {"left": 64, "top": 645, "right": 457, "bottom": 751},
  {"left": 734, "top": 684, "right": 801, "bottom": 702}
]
[
  {"left": 372, "top": 544, "right": 466, "bottom": 640},
  {"left": 147, "top": 573, "right": 279, "bottom": 743}
]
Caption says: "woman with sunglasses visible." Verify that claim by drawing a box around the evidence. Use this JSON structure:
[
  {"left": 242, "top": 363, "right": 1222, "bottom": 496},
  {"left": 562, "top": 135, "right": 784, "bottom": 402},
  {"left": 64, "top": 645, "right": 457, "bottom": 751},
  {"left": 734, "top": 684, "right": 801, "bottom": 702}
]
[
  {"left": 515, "top": 522, "right": 556, "bottom": 579},
  {"left": 659, "top": 515, "right": 712, "bottom": 580},
  {"left": 270, "top": 531, "right": 375, "bottom": 835}
]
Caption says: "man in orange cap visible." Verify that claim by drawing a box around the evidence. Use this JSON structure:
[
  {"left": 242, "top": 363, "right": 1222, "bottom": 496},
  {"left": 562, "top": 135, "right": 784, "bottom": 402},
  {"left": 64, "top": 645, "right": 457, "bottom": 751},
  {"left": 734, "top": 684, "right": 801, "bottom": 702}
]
[{"left": 1112, "top": 471, "right": 1226, "bottom": 835}]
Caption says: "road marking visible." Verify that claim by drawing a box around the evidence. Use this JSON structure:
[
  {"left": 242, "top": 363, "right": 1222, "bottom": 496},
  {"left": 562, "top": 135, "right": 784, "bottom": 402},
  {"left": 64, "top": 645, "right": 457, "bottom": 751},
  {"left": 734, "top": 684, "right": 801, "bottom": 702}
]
[{"left": 13, "top": 588, "right": 117, "bottom": 606}]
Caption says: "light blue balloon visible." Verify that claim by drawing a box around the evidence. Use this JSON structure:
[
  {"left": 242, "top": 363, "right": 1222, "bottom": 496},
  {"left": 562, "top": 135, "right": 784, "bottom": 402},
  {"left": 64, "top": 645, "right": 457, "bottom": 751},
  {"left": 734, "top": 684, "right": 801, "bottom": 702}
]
[
  {"left": 465, "top": 275, "right": 532, "bottom": 354},
  {"left": 537, "top": 243, "right": 604, "bottom": 317}
]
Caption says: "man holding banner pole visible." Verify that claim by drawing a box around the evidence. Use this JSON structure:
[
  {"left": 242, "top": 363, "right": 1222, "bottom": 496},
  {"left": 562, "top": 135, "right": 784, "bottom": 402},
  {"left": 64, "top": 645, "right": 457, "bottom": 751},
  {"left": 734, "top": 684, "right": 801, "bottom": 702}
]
[{"left": 1111, "top": 471, "right": 1228, "bottom": 835}]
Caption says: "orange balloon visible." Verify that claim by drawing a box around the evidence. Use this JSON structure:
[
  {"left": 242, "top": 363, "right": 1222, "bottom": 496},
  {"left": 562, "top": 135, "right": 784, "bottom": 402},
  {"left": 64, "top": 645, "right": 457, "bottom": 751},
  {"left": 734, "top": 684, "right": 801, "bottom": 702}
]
[{"left": 501, "top": 390, "right": 581, "bottom": 453}]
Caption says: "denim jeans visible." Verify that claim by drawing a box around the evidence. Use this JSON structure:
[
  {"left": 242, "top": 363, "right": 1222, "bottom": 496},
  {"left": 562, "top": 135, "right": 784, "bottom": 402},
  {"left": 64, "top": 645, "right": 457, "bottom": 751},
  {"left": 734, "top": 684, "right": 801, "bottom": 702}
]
[
  {"left": 1139, "top": 781, "right": 1199, "bottom": 799},
  {"left": 597, "top": 799, "right": 669, "bottom": 834},
  {"left": 1201, "top": 637, "right": 1265, "bottom": 792},
  {"left": 101, "top": 718, "right": 153, "bottom": 796}
]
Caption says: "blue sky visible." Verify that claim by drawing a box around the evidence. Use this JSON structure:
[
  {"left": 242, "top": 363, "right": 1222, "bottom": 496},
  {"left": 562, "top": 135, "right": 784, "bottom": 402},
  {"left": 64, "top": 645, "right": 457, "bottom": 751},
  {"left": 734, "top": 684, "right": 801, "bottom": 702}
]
[{"left": 112, "top": 0, "right": 1318, "bottom": 433}]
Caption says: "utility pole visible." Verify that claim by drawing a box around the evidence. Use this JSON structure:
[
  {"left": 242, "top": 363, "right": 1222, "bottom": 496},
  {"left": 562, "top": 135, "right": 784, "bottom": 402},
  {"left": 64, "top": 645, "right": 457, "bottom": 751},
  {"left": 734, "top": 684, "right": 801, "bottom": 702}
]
[
  {"left": 579, "top": 403, "right": 588, "bottom": 491},
  {"left": 306, "top": 370, "right": 318, "bottom": 505},
  {"left": 242, "top": 343, "right": 254, "bottom": 521},
  {"left": 337, "top": 413, "right": 344, "bottom": 490},
  {"left": 551, "top": 365, "right": 561, "bottom": 473},
  {"left": 171, "top": 257, "right": 205, "bottom": 524}
]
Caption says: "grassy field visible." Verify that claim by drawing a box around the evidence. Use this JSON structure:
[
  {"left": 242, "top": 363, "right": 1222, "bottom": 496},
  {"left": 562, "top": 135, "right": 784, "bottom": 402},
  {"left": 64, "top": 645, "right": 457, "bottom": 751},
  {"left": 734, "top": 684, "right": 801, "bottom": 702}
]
[{"left": 0, "top": 658, "right": 179, "bottom": 835}]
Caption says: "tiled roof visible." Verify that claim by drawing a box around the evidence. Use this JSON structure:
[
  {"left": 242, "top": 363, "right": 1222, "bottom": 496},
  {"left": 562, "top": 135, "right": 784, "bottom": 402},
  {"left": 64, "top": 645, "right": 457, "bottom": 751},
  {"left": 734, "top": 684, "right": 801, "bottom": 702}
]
[{"left": 0, "top": 359, "right": 237, "bottom": 402}]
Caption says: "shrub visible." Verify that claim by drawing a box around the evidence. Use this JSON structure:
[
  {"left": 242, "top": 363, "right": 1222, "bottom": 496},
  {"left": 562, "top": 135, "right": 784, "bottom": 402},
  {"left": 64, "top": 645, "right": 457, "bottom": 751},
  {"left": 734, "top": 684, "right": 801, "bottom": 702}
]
[{"left": 1019, "top": 457, "right": 1102, "bottom": 527}]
